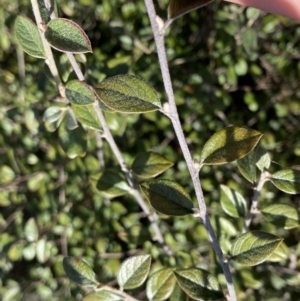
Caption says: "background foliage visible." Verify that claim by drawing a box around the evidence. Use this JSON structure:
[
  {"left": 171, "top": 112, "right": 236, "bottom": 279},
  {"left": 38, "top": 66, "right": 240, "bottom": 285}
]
[{"left": 1, "top": 0, "right": 300, "bottom": 300}]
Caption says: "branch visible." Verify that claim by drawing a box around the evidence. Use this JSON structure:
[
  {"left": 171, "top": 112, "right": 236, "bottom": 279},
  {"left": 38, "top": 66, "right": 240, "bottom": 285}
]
[
  {"left": 31, "top": 0, "right": 65, "bottom": 97},
  {"left": 243, "top": 171, "right": 270, "bottom": 232},
  {"left": 37, "top": 0, "right": 171, "bottom": 255},
  {"left": 143, "top": 1, "right": 237, "bottom": 300}
]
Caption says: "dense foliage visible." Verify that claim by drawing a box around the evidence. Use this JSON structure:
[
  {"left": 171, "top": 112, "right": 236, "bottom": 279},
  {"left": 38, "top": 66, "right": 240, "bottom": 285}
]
[{"left": 1, "top": 0, "right": 300, "bottom": 300}]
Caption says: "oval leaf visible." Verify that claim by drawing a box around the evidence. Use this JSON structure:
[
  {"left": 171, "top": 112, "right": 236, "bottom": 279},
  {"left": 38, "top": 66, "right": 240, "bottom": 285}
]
[
  {"left": 262, "top": 204, "right": 300, "bottom": 230},
  {"left": 255, "top": 146, "right": 271, "bottom": 171},
  {"left": 14, "top": 16, "right": 45, "bottom": 58},
  {"left": 43, "top": 106, "right": 64, "bottom": 123},
  {"left": 66, "top": 80, "right": 95, "bottom": 105},
  {"left": 140, "top": 179, "right": 194, "bottom": 216},
  {"left": 45, "top": 18, "right": 92, "bottom": 53},
  {"left": 83, "top": 290, "right": 124, "bottom": 301},
  {"left": 168, "top": 0, "right": 215, "bottom": 20},
  {"left": 173, "top": 268, "right": 224, "bottom": 301},
  {"left": 237, "top": 150, "right": 257, "bottom": 183},
  {"left": 72, "top": 103, "right": 102, "bottom": 130},
  {"left": 24, "top": 218, "right": 39, "bottom": 242},
  {"left": 59, "top": 120, "right": 87, "bottom": 159},
  {"left": 63, "top": 257, "right": 98, "bottom": 286},
  {"left": 96, "top": 170, "right": 130, "bottom": 197},
  {"left": 200, "top": 126, "right": 263, "bottom": 165},
  {"left": 117, "top": 254, "right": 151, "bottom": 290},
  {"left": 220, "top": 185, "right": 247, "bottom": 218},
  {"left": 146, "top": 268, "right": 176, "bottom": 301},
  {"left": 230, "top": 231, "right": 283, "bottom": 266},
  {"left": 267, "top": 241, "right": 289, "bottom": 262},
  {"left": 132, "top": 152, "right": 173, "bottom": 179},
  {"left": 271, "top": 169, "right": 300, "bottom": 194},
  {"left": 94, "top": 75, "right": 161, "bottom": 113}
]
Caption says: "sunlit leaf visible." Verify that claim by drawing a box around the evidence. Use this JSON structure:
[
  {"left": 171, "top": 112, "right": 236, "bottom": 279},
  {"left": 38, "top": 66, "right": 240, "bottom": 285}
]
[
  {"left": 262, "top": 204, "right": 300, "bottom": 229},
  {"left": 83, "top": 290, "right": 124, "bottom": 301},
  {"left": 255, "top": 146, "right": 271, "bottom": 171},
  {"left": 230, "top": 231, "right": 283, "bottom": 266},
  {"left": 267, "top": 242, "right": 289, "bottom": 262},
  {"left": 66, "top": 80, "right": 95, "bottom": 105},
  {"left": 43, "top": 106, "right": 64, "bottom": 123},
  {"left": 72, "top": 103, "right": 102, "bottom": 130},
  {"left": 132, "top": 152, "right": 173, "bottom": 178},
  {"left": 94, "top": 75, "right": 161, "bottom": 113},
  {"left": 271, "top": 169, "right": 300, "bottom": 194},
  {"left": 140, "top": 179, "right": 194, "bottom": 216},
  {"left": 14, "top": 16, "right": 45, "bottom": 58},
  {"left": 237, "top": 149, "right": 257, "bottom": 183},
  {"left": 168, "top": 0, "right": 215, "bottom": 20},
  {"left": 173, "top": 268, "right": 224, "bottom": 301},
  {"left": 96, "top": 169, "right": 130, "bottom": 197},
  {"left": 200, "top": 126, "right": 263, "bottom": 165},
  {"left": 45, "top": 18, "right": 92, "bottom": 53},
  {"left": 24, "top": 218, "right": 38, "bottom": 242},
  {"left": 220, "top": 185, "right": 247, "bottom": 218},
  {"left": 117, "top": 255, "right": 151, "bottom": 289},
  {"left": 146, "top": 268, "right": 176, "bottom": 301},
  {"left": 63, "top": 257, "right": 98, "bottom": 286}
]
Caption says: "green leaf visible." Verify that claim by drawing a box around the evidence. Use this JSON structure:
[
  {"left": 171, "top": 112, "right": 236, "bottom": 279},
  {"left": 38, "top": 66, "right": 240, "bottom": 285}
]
[
  {"left": 267, "top": 241, "right": 289, "bottom": 262},
  {"left": 255, "top": 146, "right": 271, "bottom": 171},
  {"left": 43, "top": 106, "right": 64, "bottom": 123},
  {"left": 24, "top": 218, "right": 38, "bottom": 242},
  {"left": 83, "top": 290, "right": 124, "bottom": 301},
  {"left": 140, "top": 179, "right": 194, "bottom": 216},
  {"left": 200, "top": 126, "right": 263, "bottom": 165},
  {"left": 94, "top": 75, "right": 161, "bottom": 113},
  {"left": 132, "top": 152, "right": 173, "bottom": 179},
  {"left": 262, "top": 204, "right": 300, "bottom": 230},
  {"left": 237, "top": 150, "right": 257, "bottom": 183},
  {"left": 45, "top": 18, "right": 92, "bottom": 53},
  {"left": 168, "top": 0, "right": 215, "bottom": 20},
  {"left": 220, "top": 185, "right": 247, "bottom": 218},
  {"left": 173, "top": 268, "right": 224, "bottom": 301},
  {"left": 14, "top": 16, "right": 45, "bottom": 58},
  {"left": 72, "top": 103, "right": 102, "bottom": 130},
  {"left": 117, "top": 255, "right": 151, "bottom": 290},
  {"left": 66, "top": 80, "right": 95, "bottom": 105},
  {"left": 63, "top": 257, "right": 98, "bottom": 287},
  {"left": 59, "top": 121, "right": 87, "bottom": 159},
  {"left": 146, "top": 268, "right": 176, "bottom": 301},
  {"left": 230, "top": 231, "right": 283, "bottom": 266},
  {"left": 36, "top": 238, "right": 50, "bottom": 263},
  {"left": 96, "top": 170, "right": 130, "bottom": 197},
  {"left": 271, "top": 169, "right": 300, "bottom": 194}
]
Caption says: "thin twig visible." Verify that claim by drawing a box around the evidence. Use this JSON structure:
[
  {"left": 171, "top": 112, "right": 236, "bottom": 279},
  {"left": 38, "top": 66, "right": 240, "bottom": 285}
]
[
  {"left": 36, "top": 0, "right": 171, "bottom": 255},
  {"left": 243, "top": 171, "right": 270, "bottom": 232},
  {"left": 31, "top": 0, "right": 65, "bottom": 97},
  {"left": 143, "top": 1, "right": 237, "bottom": 299}
]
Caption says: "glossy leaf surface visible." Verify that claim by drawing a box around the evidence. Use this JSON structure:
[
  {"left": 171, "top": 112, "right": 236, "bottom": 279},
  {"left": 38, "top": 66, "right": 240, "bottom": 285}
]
[
  {"left": 72, "top": 103, "right": 102, "bottom": 130},
  {"left": 140, "top": 179, "right": 194, "bottom": 216},
  {"left": 173, "top": 268, "right": 224, "bottom": 301},
  {"left": 230, "top": 231, "right": 283, "bottom": 266},
  {"left": 200, "top": 126, "right": 263, "bottom": 165},
  {"left": 271, "top": 169, "right": 300, "bottom": 194},
  {"left": 168, "top": 0, "right": 215, "bottom": 20},
  {"left": 117, "top": 255, "right": 151, "bottom": 290},
  {"left": 66, "top": 80, "right": 95, "bottom": 105},
  {"left": 63, "top": 257, "right": 98, "bottom": 286},
  {"left": 237, "top": 150, "right": 257, "bottom": 183},
  {"left": 146, "top": 268, "right": 176, "bottom": 301},
  {"left": 262, "top": 204, "right": 300, "bottom": 229},
  {"left": 132, "top": 152, "right": 173, "bottom": 178},
  {"left": 96, "top": 170, "right": 130, "bottom": 197},
  {"left": 220, "top": 185, "right": 247, "bottom": 218},
  {"left": 14, "top": 16, "right": 45, "bottom": 58},
  {"left": 45, "top": 18, "right": 92, "bottom": 53},
  {"left": 95, "top": 75, "right": 161, "bottom": 113},
  {"left": 83, "top": 290, "right": 124, "bottom": 301}
]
